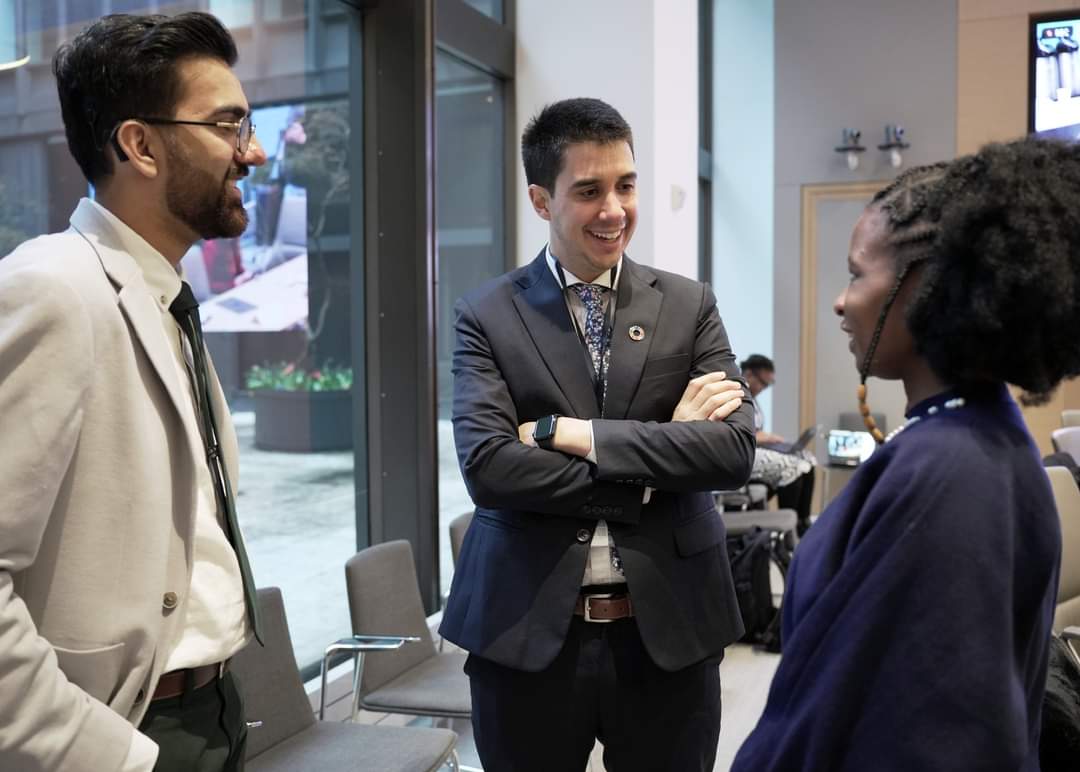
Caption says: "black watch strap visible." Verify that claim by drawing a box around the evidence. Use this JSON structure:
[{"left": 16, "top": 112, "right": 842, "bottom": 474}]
[{"left": 533, "top": 414, "right": 559, "bottom": 450}]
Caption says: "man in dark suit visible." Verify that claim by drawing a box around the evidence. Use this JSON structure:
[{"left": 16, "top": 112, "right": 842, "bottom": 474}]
[{"left": 440, "top": 98, "right": 756, "bottom": 771}]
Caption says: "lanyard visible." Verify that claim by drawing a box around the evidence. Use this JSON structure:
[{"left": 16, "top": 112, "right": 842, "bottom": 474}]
[{"left": 554, "top": 259, "right": 618, "bottom": 413}]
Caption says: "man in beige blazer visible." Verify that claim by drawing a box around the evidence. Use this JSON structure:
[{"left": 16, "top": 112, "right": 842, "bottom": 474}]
[{"left": 0, "top": 13, "right": 267, "bottom": 772}]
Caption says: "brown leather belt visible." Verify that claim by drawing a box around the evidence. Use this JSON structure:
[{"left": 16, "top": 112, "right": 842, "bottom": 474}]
[
  {"left": 152, "top": 662, "right": 225, "bottom": 701},
  {"left": 574, "top": 592, "right": 634, "bottom": 623}
]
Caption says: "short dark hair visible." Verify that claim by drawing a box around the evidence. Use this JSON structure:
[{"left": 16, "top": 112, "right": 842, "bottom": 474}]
[
  {"left": 871, "top": 138, "right": 1080, "bottom": 405},
  {"left": 521, "top": 98, "right": 634, "bottom": 193},
  {"left": 52, "top": 12, "right": 238, "bottom": 185},
  {"left": 740, "top": 354, "right": 775, "bottom": 373}
]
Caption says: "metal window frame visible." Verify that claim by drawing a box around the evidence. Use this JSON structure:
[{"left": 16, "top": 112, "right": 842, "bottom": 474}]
[{"left": 360, "top": 0, "right": 514, "bottom": 613}]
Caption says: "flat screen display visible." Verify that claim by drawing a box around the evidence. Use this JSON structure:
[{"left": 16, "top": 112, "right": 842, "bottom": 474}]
[
  {"left": 1030, "top": 11, "right": 1080, "bottom": 139},
  {"left": 827, "top": 430, "right": 876, "bottom": 467}
]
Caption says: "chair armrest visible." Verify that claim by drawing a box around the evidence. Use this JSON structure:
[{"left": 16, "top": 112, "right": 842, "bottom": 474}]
[
  {"left": 338, "top": 635, "right": 421, "bottom": 651},
  {"left": 1061, "top": 626, "right": 1080, "bottom": 671},
  {"left": 318, "top": 636, "right": 421, "bottom": 719}
]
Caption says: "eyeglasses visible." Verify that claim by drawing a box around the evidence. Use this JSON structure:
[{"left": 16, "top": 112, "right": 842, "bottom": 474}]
[{"left": 128, "top": 114, "right": 256, "bottom": 154}]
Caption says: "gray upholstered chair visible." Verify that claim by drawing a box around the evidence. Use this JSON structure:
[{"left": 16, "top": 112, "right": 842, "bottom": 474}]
[
  {"left": 344, "top": 540, "right": 471, "bottom": 723},
  {"left": 230, "top": 587, "right": 460, "bottom": 772},
  {"left": 1062, "top": 410, "right": 1080, "bottom": 428},
  {"left": 1052, "top": 427, "right": 1080, "bottom": 465},
  {"left": 1048, "top": 466, "right": 1080, "bottom": 633},
  {"left": 721, "top": 507, "right": 797, "bottom": 573},
  {"left": 448, "top": 511, "right": 473, "bottom": 568},
  {"left": 1062, "top": 626, "right": 1080, "bottom": 670}
]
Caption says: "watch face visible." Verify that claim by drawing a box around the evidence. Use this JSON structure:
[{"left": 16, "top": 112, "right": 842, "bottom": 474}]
[{"left": 534, "top": 414, "right": 557, "bottom": 442}]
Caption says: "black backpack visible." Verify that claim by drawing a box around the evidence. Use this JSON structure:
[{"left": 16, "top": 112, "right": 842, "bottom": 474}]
[{"left": 726, "top": 527, "right": 781, "bottom": 651}]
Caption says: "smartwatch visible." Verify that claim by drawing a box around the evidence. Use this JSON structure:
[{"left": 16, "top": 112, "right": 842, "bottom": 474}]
[{"left": 533, "top": 414, "right": 560, "bottom": 450}]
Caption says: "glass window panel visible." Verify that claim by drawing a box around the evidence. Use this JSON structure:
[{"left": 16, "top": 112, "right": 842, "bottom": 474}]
[
  {"left": 0, "top": 0, "right": 364, "bottom": 675},
  {"left": 208, "top": 0, "right": 255, "bottom": 28},
  {"left": 435, "top": 49, "right": 504, "bottom": 598},
  {"left": 264, "top": 0, "right": 307, "bottom": 22},
  {"left": 461, "top": 0, "right": 502, "bottom": 24},
  {"left": 110, "top": 0, "right": 156, "bottom": 13}
]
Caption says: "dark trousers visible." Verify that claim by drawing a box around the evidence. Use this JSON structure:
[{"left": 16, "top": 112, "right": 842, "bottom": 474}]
[
  {"left": 466, "top": 617, "right": 722, "bottom": 772},
  {"left": 778, "top": 468, "right": 816, "bottom": 537},
  {"left": 139, "top": 670, "right": 247, "bottom": 772}
]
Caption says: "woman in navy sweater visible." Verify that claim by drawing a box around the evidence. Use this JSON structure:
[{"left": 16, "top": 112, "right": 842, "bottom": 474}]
[{"left": 734, "top": 138, "right": 1080, "bottom": 771}]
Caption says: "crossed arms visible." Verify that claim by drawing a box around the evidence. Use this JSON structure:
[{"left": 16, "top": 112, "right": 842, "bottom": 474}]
[{"left": 452, "top": 283, "right": 756, "bottom": 524}]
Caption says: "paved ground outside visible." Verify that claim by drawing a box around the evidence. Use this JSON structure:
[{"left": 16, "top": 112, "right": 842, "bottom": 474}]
[{"left": 234, "top": 413, "right": 471, "bottom": 669}]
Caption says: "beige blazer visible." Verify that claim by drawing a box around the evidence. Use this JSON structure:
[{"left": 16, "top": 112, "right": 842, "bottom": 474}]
[{"left": 0, "top": 200, "right": 242, "bottom": 771}]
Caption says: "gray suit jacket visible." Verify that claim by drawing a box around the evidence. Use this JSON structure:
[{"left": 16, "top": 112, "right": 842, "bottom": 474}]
[{"left": 0, "top": 200, "right": 242, "bottom": 771}]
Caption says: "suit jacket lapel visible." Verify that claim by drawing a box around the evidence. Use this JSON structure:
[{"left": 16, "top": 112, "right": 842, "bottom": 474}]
[
  {"left": 69, "top": 203, "right": 202, "bottom": 460},
  {"left": 603, "top": 257, "right": 662, "bottom": 420},
  {"left": 512, "top": 251, "right": 601, "bottom": 418}
]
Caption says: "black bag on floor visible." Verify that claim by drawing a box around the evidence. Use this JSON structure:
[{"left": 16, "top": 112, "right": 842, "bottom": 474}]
[{"left": 726, "top": 527, "right": 780, "bottom": 649}]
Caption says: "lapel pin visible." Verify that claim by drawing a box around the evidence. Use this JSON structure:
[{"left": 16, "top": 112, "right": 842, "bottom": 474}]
[{"left": 628, "top": 325, "right": 645, "bottom": 341}]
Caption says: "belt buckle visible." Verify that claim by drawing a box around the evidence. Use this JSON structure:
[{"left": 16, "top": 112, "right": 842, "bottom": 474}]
[{"left": 583, "top": 592, "right": 616, "bottom": 624}]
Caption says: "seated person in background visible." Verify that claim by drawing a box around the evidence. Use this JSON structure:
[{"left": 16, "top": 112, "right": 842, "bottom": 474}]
[{"left": 742, "top": 354, "right": 816, "bottom": 536}]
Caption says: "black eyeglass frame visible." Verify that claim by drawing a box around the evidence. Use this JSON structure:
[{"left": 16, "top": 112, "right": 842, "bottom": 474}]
[{"left": 108, "top": 115, "right": 256, "bottom": 161}]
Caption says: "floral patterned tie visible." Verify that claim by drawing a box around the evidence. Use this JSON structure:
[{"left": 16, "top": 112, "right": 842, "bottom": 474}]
[
  {"left": 570, "top": 282, "right": 623, "bottom": 577},
  {"left": 571, "top": 283, "right": 611, "bottom": 410}
]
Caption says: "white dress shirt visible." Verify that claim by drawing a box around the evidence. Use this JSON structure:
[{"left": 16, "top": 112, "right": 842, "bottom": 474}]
[{"left": 544, "top": 247, "right": 627, "bottom": 587}]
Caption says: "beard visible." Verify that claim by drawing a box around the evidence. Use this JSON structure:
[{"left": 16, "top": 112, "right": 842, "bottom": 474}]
[{"left": 164, "top": 141, "right": 249, "bottom": 240}]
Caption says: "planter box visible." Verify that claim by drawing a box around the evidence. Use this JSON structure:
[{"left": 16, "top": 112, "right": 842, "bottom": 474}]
[{"left": 252, "top": 389, "right": 353, "bottom": 452}]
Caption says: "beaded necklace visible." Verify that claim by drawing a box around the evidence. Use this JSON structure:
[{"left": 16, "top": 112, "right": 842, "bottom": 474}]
[{"left": 883, "top": 396, "right": 966, "bottom": 443}]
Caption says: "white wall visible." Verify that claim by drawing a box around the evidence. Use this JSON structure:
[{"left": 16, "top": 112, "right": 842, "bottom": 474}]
[
  {"left": 711, "top": 0, "right": 775, "bottom": 426},
  {"left": 515, "top": 0, "right": 698, "bottom": 277},
  {"left": 771, "top": 0, "right": 958, "bottom": 437}
]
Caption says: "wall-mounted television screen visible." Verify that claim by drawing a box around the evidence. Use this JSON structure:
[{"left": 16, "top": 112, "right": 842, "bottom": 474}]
[{"left": 1030, "top": 10, "right": 1080, "bottom": 139}]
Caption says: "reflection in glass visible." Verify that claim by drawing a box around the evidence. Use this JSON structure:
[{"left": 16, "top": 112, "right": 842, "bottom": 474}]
[
  {"left": 461, "top": 0, "right": 503, "bottom": 24},
  {"left": 435, "top": 50, "right": 505, "bottom": 598}
]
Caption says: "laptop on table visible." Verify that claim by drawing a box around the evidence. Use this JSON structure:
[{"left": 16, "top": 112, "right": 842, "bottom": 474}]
[{"left": 760, "top": 425, "right": 818, "bottom": 455}]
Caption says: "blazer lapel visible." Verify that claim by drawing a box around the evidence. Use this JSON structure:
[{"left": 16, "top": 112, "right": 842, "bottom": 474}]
[
  {"left": 70, "top": 203, "right": 198, "bottom": 449},
  {"left": 603, "top": 257, "right": 662, "bottom": 420},
  {"left": 511, "top": 251, "right": 601, "bottom": 418}
]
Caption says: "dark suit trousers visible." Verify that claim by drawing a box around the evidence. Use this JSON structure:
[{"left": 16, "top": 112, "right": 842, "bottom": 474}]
[
  {"left": 139, "top": 670, "right": 247, "bottom": 772},
  {"left": 466, "top": 617, "right": 722, "bottom": 772}
]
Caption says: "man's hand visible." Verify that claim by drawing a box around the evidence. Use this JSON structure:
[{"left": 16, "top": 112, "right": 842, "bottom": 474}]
[{"left": 672, "top": 371, "right": 744, "bottom": 422}]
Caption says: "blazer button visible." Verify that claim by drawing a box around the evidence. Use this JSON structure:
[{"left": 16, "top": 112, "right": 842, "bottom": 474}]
[
  {"left": 576, "top": 529, "right": 591, "bottom": 543},
  {"left": 162, "top": 591, "right": 179, "bottom": 610}
]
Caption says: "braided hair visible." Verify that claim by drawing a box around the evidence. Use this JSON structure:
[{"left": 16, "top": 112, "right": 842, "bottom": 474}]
[{"left": 864, "top": 138, "right": 1080, "bottom": 405}]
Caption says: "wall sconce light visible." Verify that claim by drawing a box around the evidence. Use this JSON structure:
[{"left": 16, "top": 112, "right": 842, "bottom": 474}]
[
  {"left": 878, "top": 125, "right": 910, "bottom": 168},
  {"left": 834, "top": 128, "right": 865, "bottom": 171}
]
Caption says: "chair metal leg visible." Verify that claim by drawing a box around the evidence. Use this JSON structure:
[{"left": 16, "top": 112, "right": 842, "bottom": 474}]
[{"left": 349, "top": 651, "right": 365, "bottom": 722}]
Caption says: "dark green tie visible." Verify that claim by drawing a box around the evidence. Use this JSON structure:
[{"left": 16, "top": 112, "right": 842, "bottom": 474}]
[{"left": 169, "top": 281, "right": 263, "bottom": 645}]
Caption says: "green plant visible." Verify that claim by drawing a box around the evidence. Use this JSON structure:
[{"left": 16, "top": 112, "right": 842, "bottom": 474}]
[{"left": 245, "top": 361, "right": 353, "bottom": 392}]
